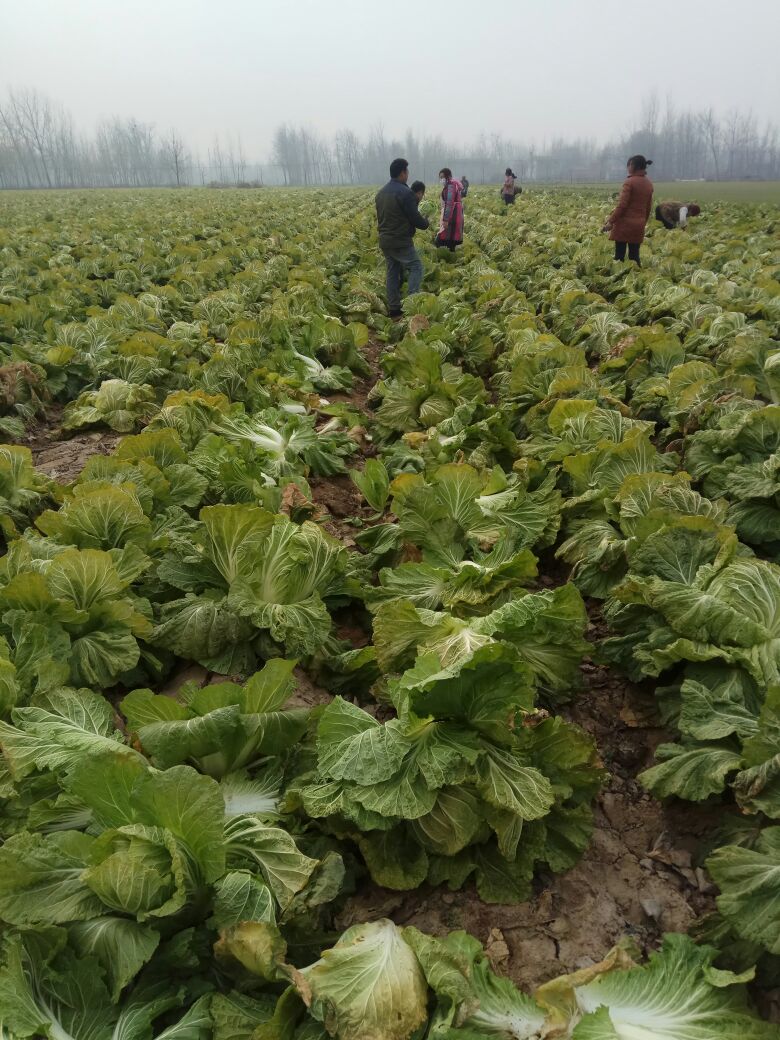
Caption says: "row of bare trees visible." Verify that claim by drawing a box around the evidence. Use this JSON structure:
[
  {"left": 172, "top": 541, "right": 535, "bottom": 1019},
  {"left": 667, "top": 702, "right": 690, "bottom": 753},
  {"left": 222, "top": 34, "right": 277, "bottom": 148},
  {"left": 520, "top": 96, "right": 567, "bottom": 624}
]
[
  {"left": 0, "top": 89, "right": 193, "bottom": 189},
  {"left": 270, "top": 124, "right": 616, "bottom": 186},
  {"left": 622, "top": 93, "right": 780, "bottom": 182},
  {"left": 1, "top": 87, "right": 779, "bottom": 189},
  {"left": 271, "top": 99, "right": 780, "bottom": 186}
]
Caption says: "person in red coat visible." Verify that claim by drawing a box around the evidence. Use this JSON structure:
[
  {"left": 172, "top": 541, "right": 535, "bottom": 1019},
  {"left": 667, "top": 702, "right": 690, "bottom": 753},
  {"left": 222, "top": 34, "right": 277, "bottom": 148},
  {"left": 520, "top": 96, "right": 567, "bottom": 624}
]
[{"left": 602, "top": 155, "right": 654, "bottom": 266}]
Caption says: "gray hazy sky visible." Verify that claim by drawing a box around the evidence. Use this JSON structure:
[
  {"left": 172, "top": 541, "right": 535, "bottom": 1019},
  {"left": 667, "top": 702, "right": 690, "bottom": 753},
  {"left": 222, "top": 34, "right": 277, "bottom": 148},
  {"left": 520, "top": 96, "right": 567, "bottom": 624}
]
[{"left": 2, "top": 0, "right": 779, "bottom": 156}]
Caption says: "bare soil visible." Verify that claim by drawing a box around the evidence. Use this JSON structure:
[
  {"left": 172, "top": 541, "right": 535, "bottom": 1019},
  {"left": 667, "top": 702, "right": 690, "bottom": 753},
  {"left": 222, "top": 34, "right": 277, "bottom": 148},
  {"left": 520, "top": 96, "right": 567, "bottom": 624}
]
[
  {"left": 327, "top": 337, "right": 384, "bottom": 413},
  {"left": 26, "top": 409, "right": 121, "bottom": 483},
  {"left": 309, "top": 336, "right": 385, "bottom": 542},
  {"left": 288, "top": 667, "right": 335, "bottom": 710},
  {"left": 309, "top": 474, "right": 364, "bottom": 522}
]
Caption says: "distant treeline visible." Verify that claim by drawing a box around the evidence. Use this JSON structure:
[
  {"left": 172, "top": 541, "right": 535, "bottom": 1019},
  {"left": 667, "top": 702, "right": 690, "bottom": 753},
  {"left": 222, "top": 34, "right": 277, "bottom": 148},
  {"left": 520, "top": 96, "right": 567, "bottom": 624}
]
[{"left": 1, "top": 88, "right": 778, "bottom": 190}]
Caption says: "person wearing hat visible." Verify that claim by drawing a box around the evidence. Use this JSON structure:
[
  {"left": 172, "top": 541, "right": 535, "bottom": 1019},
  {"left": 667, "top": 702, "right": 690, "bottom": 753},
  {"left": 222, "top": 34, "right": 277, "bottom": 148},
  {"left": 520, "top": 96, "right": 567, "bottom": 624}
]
[{"left": 655, "top": 201, "right": 702, "bottom": 229}]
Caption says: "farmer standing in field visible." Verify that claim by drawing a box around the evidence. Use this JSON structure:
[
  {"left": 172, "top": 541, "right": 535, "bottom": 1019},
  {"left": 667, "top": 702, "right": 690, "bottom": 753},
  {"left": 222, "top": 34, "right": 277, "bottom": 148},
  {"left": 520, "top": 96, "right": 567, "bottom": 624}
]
[
  {"left": 375, "top": 158, "right": 430, "bottom": 318},
  {"left": 602, "top": 154, "right": 654, "bottom": 266},
  {"left": 655, "top": 200, "right": 701, "bottom": 229},
  {"left": 502, "top": 168, "right": 519, "bottom": 204},
  {"left": 435, "top": 169, "right": 464, "bottom": 251}
]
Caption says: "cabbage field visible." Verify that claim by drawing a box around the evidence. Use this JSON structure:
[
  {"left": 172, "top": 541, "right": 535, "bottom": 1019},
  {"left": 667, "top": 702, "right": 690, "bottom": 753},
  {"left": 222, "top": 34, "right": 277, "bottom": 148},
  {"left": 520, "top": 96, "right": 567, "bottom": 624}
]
[{"left": 0, "top": 185, "right": 779, "bottom": 1038}]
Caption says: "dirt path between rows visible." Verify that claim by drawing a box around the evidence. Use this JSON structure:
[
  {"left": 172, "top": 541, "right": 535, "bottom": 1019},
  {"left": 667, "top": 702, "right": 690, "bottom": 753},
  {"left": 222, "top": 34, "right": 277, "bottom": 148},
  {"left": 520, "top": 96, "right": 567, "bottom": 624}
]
[
  {"left": 25, "top": 405, "right": 121, "bottom": 483},
  {"left": 309, "top": 336, "right": 384, "bottom": 539}
]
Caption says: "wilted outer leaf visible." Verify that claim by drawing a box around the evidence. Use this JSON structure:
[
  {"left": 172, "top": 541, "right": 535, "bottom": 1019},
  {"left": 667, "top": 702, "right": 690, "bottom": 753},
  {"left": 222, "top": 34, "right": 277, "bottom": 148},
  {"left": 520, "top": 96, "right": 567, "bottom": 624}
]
[
  {"left": 296, "top": 919, "right": 428, "bottom": 1040},
  {"left": 216, "top": 921, "right": 287, "bottom": 982}
]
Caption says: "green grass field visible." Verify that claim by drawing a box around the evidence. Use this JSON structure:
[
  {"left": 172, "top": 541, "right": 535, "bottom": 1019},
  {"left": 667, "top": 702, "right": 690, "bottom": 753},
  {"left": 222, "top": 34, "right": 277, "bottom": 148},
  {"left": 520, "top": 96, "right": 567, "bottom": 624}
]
[
  {"left": 539, "top": 180, "right": 780, "bottom": 204},
  {"left": 1, "top": 180, "right": 778, "bottom": 205},
  {"left": 650, "top": 180, "right": 780, "bottom": 203}
]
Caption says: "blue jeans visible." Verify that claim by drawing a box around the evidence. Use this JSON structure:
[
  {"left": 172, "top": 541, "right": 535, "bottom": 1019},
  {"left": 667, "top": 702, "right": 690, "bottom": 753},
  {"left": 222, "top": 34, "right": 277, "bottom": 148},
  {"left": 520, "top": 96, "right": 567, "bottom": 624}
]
[{"left": 383, "top": 244, "right": 423, "bottom": 312}]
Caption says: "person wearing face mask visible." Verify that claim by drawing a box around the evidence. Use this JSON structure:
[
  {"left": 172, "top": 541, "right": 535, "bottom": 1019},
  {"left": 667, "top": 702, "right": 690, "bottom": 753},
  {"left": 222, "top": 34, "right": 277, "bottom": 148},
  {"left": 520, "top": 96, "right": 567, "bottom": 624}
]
[{"left": 435, "top": 168, "right": 464, "bottom": 251}]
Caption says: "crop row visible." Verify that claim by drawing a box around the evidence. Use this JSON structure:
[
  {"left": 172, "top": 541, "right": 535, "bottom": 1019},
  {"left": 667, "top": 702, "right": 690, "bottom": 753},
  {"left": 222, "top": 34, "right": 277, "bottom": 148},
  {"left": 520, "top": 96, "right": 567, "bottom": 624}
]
[{"left": 0, "top": 186, "right": 778, "bottom": 1037}]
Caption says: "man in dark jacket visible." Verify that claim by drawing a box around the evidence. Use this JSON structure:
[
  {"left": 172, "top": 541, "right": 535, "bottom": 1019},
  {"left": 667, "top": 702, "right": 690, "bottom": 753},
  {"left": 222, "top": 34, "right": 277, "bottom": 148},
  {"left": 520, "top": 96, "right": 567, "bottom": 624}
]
[{"left": 375, "top": 157, "right": 429, "bottom": 317}]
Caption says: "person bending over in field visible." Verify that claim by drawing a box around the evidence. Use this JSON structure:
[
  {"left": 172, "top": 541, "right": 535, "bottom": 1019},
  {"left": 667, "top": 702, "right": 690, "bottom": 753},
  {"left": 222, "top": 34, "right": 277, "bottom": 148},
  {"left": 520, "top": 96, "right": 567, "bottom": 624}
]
[
  {"left": 655, "top": 200, "right": 701, "bottom": 229},
  {"left": 435, "top": 169, "right": 464, "bottom": 251},
  {"left": 502, "top": 168, "right": 519, "bottom": 204},
  {"left": 398, "top": 182, "right": 427, "bottom": 290},
  {"left": 375, "top": 157, "right": 430, "bottom": 318},
  {"left": 602, "top": 154, "right": 654, "bottom": 266}
]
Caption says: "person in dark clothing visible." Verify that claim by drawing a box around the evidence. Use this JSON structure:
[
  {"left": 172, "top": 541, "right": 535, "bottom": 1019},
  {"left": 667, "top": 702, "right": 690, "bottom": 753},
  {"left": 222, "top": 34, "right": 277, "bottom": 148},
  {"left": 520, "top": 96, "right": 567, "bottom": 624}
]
[
  {"left": 461, "top": 175, "right": 469, "bottom": 197},
  {"left": 375, "top": 158, "right": 429, "bottom": 317},
  {"left": 613, "top": 241, "right": 642, "bottom": 263},
  {"left": 410, "top": 180, "right": 426, "bottom": 203},
  {"left": 400, "top": 183, "right": 426, "bottom": 290}
]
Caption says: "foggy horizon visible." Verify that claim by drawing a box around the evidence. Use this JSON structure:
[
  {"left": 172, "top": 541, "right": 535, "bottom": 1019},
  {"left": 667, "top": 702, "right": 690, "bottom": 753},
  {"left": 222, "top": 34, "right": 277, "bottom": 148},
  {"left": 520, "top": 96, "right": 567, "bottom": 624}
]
[{"left": 3, "top": 0, "right": 779, "bottom": 159}]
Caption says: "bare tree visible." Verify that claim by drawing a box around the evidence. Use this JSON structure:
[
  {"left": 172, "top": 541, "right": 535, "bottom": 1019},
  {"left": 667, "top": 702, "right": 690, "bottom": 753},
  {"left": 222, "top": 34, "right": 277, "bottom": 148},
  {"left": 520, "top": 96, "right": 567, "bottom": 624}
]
[
  {"left": 272, "top": 124, "right": 293, "bottom": 185},
  {"left": 166, "top": 129, "right": 187, "bottom": 186},
  {"left": 0, "top": 98, "right": 33, "bottom": 187},
  {"left": 699, "top": 108, "right": 722, "bottom": 181},
  {"left": 640, "top": 91, "right": 660, "bottom": 155},
  {"left": 335, "top": 129, "right": 359, "bottom": 184},
  {"left": 13, "top": 88, "right": 55, "bottom": 186},
  {"left": 208, "top": 136, "right": 226, "bottom": 184},
  {"left": 0, "top": 88, "right": 57, "bottom": 187},
  {"left": 1, "top": 85, "right": 779, "bottom": 189}
]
